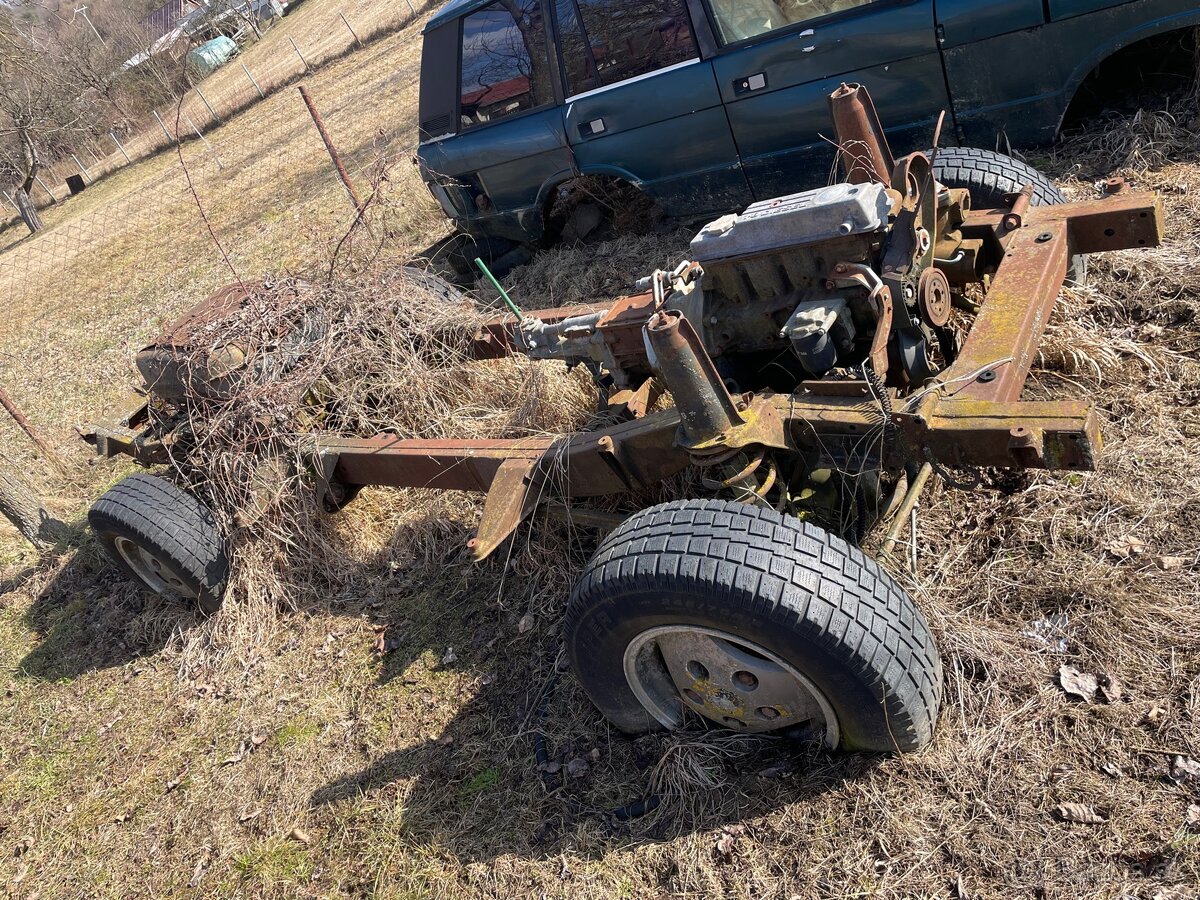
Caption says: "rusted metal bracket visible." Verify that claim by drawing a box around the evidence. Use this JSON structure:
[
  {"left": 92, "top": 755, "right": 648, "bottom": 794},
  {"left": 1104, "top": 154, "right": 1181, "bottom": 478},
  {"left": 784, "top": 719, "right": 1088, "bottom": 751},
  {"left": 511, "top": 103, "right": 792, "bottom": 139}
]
[{"left": 468, "top": 457, "right": 545, "bottom": 559}]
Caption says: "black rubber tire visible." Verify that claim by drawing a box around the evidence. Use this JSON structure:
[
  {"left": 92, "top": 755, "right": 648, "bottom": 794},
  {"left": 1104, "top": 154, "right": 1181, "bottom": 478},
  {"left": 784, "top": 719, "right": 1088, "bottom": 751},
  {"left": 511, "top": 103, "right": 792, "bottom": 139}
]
[
  {"left": 400, "top": 265, "right": 466, "bottom": 306},
  {"left": 89, "top": 474, "right": 228, "bottom": 614},
  {"left": 565, "top": 499, "right": 942, "bottom": 753},
  {"left": 929, "top": 146, "right": 1086, "bottom": 284}
]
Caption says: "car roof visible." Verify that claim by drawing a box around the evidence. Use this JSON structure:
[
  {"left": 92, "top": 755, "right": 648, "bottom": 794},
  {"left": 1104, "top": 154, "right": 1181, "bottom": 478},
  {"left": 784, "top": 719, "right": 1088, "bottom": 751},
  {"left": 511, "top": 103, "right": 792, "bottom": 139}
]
[{"left": 423, "top": 0, "right": 489, "bottom": 33}]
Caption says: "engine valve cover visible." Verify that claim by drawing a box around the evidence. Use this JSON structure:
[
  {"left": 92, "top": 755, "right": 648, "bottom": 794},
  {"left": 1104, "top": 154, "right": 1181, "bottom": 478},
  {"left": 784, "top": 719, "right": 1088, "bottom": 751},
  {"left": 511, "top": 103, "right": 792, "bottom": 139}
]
[{"left": 689, "top": 182, "right": 891, "bottom": 262}]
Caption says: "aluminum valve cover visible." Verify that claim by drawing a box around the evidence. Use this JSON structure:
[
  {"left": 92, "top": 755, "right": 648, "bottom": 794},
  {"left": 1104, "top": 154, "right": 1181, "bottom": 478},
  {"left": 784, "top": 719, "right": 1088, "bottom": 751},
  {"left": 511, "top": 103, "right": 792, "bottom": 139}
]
[{"left": 689, "top": 182, "right": 891, "bottom": 263}]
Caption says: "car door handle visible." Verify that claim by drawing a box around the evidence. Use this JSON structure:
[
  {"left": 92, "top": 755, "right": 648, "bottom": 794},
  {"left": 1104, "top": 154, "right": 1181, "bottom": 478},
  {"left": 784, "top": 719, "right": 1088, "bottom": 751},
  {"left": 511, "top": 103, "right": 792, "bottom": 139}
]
[
  {"left": 734, "top": 72, "right": 768, "bottom": 95},
  {"left": 798, "top": 28, "right": 816, "bottom": 52},
  {"left": 579, "top": 117, "right": 606, "bottom": 137}
]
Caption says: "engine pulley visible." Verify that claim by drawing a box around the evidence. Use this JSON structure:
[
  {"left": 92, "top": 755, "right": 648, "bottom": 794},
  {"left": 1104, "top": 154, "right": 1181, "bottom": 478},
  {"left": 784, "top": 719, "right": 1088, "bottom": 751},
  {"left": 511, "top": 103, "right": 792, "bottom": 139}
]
[{"left": 917, "top": 267, "right": 952, "bottom": 328}]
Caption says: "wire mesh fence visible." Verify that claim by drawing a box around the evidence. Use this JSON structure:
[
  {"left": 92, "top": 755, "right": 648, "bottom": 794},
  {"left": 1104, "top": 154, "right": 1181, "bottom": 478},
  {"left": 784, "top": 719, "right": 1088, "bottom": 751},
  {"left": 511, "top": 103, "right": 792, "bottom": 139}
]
[
  {"left": 2, "top": 0, "right": 424, "bottom": 222},
  {"left": 0, "top": 1, "right": 441, "bottom": 461}
]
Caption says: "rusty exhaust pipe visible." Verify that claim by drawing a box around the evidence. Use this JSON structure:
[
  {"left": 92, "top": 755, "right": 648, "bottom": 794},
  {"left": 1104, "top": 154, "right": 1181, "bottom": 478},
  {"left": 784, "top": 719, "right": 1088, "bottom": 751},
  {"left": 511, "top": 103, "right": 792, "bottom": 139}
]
[{"left": 829, "top": 82, "right": 895, "bottom": 186}]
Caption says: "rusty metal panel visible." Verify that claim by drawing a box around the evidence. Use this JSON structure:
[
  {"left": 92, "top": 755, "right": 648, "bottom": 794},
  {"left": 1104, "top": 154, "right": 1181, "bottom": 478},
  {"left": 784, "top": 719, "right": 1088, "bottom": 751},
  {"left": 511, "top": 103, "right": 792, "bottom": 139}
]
[
  {"left": 900, "top": 400, "right": 1101, "bottom": 470},
  {"left": 946, "top": 221, "right": 1070, "bottom": 404}
]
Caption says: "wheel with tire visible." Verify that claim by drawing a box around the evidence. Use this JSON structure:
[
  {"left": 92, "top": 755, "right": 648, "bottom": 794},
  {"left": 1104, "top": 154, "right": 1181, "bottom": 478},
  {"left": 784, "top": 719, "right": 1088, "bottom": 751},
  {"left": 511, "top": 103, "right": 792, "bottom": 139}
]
[
  {"left": 929, "top": 146, "right": 1085, "bottom": 284},
  {"left": 89, "top": 474, "right": 229, "bottom": 614},
  {"left": 565, "top": 499, "right": 941, "bottom": 752}
]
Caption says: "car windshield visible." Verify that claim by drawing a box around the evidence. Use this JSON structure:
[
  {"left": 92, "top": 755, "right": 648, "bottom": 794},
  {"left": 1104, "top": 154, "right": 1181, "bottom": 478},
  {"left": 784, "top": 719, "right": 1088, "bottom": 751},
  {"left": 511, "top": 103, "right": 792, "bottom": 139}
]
[{"left": 707, "top": 0, "right": 873, "bottom": 44}]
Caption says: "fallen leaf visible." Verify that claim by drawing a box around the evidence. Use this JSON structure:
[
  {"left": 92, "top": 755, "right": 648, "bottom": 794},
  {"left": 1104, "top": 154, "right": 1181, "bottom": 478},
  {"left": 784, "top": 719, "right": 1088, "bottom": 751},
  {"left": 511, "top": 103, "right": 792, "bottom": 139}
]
[
  {"left": 288, "top": 827, "right": 311, "bottom": 845},
  {"left": 1169, "top": 756, "right": 1200, "bottom": 782},
  {"left": 1055, "top": 803, "right": 1107, "bottom": 824},
  {"left": 1098, "top": 761, "right": 1123, "bottom": 779},
  {"left": 1098, "top": 673, "right": 1124, "bottom": 704},
  {"left": 566, "top": 757, "right": 589, "bottom": 778},
  {"left": 951, "top": 873, "right": 969, "bottom": 899},
  {"left": 537, "top": 760, "right": 561, "bottom": 775},
  {"left": 1156, "top": 556, "right": 1188, "bottom": 570},
  {"left": 480, "top": 673, "right": 495, "bottom": 687},
  {"left": 517, "top": 614, "right": 534, "bottom": 634},
  {"left": 1058, "top": 665, "right": 1098, "bottom": 703},
  {"left": 715, "top": 831, "right": 736, "bottom": 856},
  {"left": 441, "top": 647, "right": 457, "bottom": 666},
  {"left": 589, "top": 748, "right": 601, "bottom": 762},
  {"left": 374, "top": 628, "right": 402, "bottom": 655},
  {"left": 238, "top": 809, "right": 262, "bottom": 824},
  {"left": 165, "top": 776, "right": 182, "bottom": 793},
  {"left": 1144, "top": 704, "right": 1168, "bottom": 725},
  {"left": 437, "top": 734, "right": 454, "bottom": 746},
  {"left": 1186, "top": 804, "right": 1200, "bottom": 827},
  {"left": 1106, "top": 535, "right": 1146, "bottom": 558},
  {"left": 251, "top": 733, "right": 267, "bottom": 747}
]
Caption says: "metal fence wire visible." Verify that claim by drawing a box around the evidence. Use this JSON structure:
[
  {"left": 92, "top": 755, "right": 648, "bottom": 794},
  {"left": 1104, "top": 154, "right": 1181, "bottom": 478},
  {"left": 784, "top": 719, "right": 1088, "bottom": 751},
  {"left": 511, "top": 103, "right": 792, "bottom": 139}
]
[{"left": 0, "top": 2, "right": 435, "bottom": 329}]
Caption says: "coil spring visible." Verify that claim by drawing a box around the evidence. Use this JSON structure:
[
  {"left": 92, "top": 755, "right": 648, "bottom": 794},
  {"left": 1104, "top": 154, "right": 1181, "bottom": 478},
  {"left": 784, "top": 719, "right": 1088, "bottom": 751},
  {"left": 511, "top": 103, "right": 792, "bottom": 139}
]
[
  {"left": 694, "top": 445, "right": 778, "bottom": 504},
  {"left": 860, "top": 362, "right": 895, "bottom": 438}
]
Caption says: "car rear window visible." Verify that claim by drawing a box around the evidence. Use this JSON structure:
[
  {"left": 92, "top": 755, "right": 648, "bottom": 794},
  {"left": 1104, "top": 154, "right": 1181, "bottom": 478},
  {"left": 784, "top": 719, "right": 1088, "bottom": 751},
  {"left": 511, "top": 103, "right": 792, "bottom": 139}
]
[
  {"left": 459, "top": 0, "right": 553, "bottom": 130},
  {"left": 556, "top": 0, "right": 698, "bottom": 98}
]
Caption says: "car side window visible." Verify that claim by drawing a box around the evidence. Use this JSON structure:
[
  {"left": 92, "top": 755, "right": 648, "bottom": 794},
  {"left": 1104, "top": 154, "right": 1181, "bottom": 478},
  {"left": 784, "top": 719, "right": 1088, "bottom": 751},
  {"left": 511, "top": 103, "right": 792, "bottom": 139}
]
[
  {"left": 707, "top": 0, "right": 875, "bottom": 45},
  {"left": 555, "top": 0, "right": 698, "bottom": 98},
  {"left": 459, "top": 0, "right": 553, "bottom": 130}
]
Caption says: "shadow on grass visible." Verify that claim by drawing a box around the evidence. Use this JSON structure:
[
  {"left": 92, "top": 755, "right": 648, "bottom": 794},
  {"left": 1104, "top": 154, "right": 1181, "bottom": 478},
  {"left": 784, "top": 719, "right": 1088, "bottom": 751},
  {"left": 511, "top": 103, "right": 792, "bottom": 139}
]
[
  {"left": 309, "top": 678, "right": 880, "bottom": 861},
  {"left": 11, "top": 524, "right": 203, "bottom": 681}
]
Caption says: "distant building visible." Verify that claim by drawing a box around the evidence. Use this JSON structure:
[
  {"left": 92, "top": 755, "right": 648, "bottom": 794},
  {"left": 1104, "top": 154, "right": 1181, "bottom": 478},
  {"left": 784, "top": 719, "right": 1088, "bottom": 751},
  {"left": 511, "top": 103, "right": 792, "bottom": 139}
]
[{"left": 139, "top": 0, "right": 205, "bottom": 42}]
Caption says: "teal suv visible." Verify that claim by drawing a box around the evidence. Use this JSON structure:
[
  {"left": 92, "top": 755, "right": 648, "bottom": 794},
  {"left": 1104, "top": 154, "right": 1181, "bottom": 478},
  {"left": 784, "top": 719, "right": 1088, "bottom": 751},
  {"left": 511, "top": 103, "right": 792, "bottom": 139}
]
[{"left": 415, "top": 0, "right": 1199, "bottom": 244}]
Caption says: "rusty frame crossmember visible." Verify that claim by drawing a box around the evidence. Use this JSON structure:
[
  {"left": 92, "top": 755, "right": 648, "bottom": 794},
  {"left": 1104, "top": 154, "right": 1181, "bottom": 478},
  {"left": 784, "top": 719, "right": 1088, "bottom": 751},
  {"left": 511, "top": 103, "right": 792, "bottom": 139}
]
[{"left": 304, "top": 189, "right": 1162, "bottom": 559}]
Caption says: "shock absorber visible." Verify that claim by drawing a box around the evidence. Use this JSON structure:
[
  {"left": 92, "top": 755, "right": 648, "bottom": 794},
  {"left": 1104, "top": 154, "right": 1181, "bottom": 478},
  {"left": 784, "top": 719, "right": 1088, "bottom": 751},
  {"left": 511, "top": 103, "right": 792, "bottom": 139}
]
[{"left": 644, "top": 310, "right": 778, "bottom": 506}]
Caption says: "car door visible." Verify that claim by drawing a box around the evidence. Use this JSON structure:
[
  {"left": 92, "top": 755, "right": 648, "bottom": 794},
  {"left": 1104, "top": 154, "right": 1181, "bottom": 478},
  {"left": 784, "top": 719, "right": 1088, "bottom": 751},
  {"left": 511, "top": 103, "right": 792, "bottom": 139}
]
[
  {"left": 557, "top": 0, "right": 753, "bottom": 219},
  {"left": 418, "top": 0, "right": 577, "bottom": 243},
  {"left": 708, "top": 0, "right": 949, "bottom": 200}
]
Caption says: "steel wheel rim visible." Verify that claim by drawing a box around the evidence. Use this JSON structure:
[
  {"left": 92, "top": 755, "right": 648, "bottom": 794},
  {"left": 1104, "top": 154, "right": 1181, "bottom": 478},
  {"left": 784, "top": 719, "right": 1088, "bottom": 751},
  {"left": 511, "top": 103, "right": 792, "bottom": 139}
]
[
  {"left": 113, "top": 537, "right": 198, "bottom": 600},
  {"left": 623, "top": 625, "right": 840, "bottom": 748}
]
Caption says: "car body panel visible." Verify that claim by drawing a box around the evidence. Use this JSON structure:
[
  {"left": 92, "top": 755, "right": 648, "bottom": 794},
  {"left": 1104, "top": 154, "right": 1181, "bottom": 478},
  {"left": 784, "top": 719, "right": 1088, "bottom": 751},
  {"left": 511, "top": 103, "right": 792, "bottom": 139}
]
[
  {"left": 944, "top": 0, "right": 1200, "bottom": 146},
  {"left": 712, "top": 1, "right": 947, "bottom": 199},
  {"left": 564, "top": 59, "right": 753, "bottom": 217}
]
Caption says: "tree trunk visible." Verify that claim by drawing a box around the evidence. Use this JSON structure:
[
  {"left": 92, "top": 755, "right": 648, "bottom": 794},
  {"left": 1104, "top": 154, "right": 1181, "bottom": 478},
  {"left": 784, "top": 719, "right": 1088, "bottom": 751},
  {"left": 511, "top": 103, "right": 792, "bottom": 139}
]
[
  {"left": 13, "top": 187, "right": 43, "bottom": 234},
  {"left": 0, "top": 459, "right": 63, "bottom": 548}
]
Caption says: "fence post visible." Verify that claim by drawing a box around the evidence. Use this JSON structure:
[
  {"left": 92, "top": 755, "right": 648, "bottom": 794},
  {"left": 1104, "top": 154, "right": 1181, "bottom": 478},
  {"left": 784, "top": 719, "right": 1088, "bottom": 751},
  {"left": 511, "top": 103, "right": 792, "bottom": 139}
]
[
  {"left": 298, "top": 85, "right": 364, "bottom": 218},
  {"left": 242, "top": 61, "right": 265, "bottom": 99},
  {"left": 1, "top": 191, "right": 17, "bottom": 215},
  {"left": 111, "top": 132, "right": 131, "bottom": 164},
  {"left": 289, "top": 36, "right": 309, "bottom": 71},
  {"left": 34, "top": 175, "right": 56, "bottom": 204},
  {"left": 71, "top": 153, "right": 90, "bottom": 179},
  {"left": 196, "top": 87, "right": 221, "bottom": 124},
  {"left": 405, "top": 0, "right": 415, "bottom": 15},
  {"left": 153, "top": 110, "right": 176, "bottom": 143},
  {"left": 184, "top": 113, "right": 223, "bottom": 170},
  {"left": 339, "top": 12, "right": 362, "bottom": 47}
]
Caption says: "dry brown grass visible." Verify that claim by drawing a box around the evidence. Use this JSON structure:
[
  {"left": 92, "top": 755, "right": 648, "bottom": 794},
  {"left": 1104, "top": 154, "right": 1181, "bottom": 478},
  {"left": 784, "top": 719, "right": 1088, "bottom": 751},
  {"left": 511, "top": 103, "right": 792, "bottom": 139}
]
[{"left": 2, "top": 35, "right": 1200, "bottom": 899}]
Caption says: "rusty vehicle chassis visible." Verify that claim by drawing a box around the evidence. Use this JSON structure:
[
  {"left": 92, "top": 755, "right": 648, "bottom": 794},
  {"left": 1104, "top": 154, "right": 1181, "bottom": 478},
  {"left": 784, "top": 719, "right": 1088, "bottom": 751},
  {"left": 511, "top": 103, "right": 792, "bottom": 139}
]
[{"left": 287, "top": 190, "right": 1158, "bottom": 559}]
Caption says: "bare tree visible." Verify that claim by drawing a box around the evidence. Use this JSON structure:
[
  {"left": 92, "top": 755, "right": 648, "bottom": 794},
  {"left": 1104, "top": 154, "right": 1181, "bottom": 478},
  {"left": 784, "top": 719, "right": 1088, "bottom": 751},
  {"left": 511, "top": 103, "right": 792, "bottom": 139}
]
[
  {"left": 0, "top": 1, "right": 182, "bottom": 233},
  {"left": 0, "top": 10, "right": 99, "bottom": 231}
]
